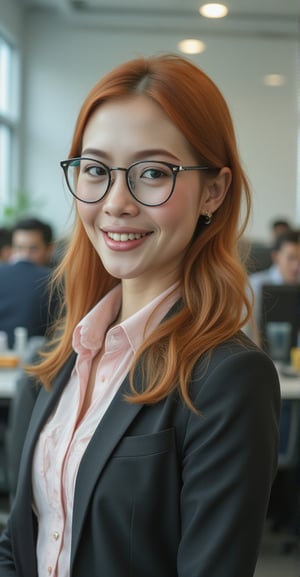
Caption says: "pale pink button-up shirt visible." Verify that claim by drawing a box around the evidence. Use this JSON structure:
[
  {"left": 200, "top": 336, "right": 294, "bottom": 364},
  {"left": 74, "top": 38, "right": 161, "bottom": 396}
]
[{"left": 32, "top": 283, "right": 179, "bottom": 577}]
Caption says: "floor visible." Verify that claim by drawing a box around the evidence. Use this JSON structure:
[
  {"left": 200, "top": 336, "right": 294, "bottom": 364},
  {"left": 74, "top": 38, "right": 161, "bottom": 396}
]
[{"left": 255, "top": 524, "right": 300, "bottom": 577}]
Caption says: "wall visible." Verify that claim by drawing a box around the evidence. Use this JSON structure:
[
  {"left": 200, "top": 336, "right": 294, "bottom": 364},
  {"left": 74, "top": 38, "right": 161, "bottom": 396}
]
[
  {"left": 0, "top": 0, "right": 22, "bottom": 40},
  {"left": 6, "top": 8, "right": 300, "bottom": 241}
]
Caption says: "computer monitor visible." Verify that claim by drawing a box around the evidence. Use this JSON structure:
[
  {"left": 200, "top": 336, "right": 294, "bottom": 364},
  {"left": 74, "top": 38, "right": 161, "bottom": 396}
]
[{"left": 260, "top": 284, "right": 300, "bottom": 361}]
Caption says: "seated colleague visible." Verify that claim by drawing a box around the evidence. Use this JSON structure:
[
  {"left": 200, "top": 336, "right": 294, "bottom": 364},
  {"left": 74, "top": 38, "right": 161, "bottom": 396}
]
[
  {"left": 0, "top": 227, "right": 12, "bottom": 262},
  {"left": 247, "top": 230, "right": 300, "bottom": 342},
  {"left": 270, "top": 218, "right": 292, "bottom": 243},
  {"left": 0, "top": 217, "right": 58, "bottom": 348},
  {"left": 0, "top": 259, "right": 57, "bottom": 349},
  {"left": 11, "top": 216, "right": 54, "bottom": 266},
  {"left": 247, "top": 231, "right": 300, "bottom": 541},
  {"left": 243, "top": 219, "right": 293, "bottom": 275}
]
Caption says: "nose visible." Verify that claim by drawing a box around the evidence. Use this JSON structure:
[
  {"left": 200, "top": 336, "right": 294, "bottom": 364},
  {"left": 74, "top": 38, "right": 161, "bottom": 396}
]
[{"left": 102, "top": 169, "right": 139, "bottom": 217}]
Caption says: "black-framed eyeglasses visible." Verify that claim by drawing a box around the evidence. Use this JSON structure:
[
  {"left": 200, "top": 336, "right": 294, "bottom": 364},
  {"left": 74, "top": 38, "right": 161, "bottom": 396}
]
[{"left": 60, "top": 157, "right": 220, "bottom": 207}]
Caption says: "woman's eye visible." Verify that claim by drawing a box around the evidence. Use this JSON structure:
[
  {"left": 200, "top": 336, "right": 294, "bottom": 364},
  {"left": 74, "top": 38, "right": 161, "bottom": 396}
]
[
  {"left": 142, "top": 168, "right": 167, "bottom": 180},
  {"left": 84, "top": 165, "right": 107, "bottom": 178}
]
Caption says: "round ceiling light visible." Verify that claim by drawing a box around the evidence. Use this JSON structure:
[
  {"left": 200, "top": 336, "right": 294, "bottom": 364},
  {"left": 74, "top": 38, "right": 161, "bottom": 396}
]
[
  {"left": 178, "top": 39, "right": 206, "bottom": 55},
  {"left": 263, "top": 74, "right": 286, "bottom": 87},
  {"left": 199, "top": 3, "right": 228, "bottom": 18}
]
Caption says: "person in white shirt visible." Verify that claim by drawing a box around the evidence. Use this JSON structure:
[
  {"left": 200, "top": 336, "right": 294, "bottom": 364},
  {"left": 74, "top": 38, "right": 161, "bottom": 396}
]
[{"left": 248, "top": 230, "right": 300, "bottom": 340}]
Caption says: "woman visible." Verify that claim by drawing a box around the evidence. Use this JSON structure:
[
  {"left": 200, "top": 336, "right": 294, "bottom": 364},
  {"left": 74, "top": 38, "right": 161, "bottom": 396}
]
[{"left": 0, "top": 54, "right": 280, "bottom": 577}]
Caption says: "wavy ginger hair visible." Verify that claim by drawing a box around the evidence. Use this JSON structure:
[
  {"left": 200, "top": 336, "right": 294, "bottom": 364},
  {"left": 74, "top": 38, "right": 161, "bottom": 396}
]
[{"left": 31, "top": 54, "right": 252, "bottom": 410}]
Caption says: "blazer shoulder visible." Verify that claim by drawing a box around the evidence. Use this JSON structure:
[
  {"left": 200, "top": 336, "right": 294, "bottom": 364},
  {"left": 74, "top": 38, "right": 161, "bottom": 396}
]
[{"left": 190, "top": 332, "right": 280, "bottom": 404}]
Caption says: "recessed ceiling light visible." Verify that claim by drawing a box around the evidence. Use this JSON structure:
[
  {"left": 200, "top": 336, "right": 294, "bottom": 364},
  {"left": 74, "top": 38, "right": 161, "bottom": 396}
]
[
  {"left": 178, "top": 39, "right": 206, "bottom": 55},
  {"left": 199, "top": 3, "right": 228, "bottom": 18},
  {"left": 263, "top": 74, "right": 286, "bottom": 87}
]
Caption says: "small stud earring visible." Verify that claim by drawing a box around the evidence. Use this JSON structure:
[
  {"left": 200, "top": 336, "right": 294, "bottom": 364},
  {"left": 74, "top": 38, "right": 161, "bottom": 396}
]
[{"left": 203, "top": 211, "right": 213, "bottom": 225}]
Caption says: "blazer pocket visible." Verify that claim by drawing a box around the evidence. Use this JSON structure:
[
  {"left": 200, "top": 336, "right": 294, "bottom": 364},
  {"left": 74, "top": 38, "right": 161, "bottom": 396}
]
[{"left": 112, "top": 428, "right": 175, "bottom": 458}]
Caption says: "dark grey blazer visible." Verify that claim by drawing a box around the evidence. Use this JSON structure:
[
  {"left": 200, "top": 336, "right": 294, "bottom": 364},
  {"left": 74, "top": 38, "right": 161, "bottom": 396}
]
[{"left": 0, "top": 332, "right": 280, "bottom": 577}]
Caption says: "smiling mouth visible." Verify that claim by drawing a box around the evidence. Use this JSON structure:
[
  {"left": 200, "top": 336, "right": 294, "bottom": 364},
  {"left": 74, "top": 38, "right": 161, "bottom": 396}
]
[{"left": 107, "top": 232, "right": 149, "bottom": 242}]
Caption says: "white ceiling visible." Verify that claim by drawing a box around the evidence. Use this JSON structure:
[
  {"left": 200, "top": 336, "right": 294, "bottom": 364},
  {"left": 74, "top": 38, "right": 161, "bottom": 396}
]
[
  {"left": 17, "top": 0, "right": 300, "bottom": 36},
  {"left": 18, "top": 0, "right": 300, "bottom": 17}
]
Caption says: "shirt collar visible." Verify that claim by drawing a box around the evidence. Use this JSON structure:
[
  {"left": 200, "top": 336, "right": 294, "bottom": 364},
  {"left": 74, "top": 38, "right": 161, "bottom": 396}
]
[
  {"left": 73, "top": 285, "right": 122, "bottom": 354},
  {"left": 269, "top": 264, "right": 286, "bottom": 283},
  {"left": 73, "top": 282, "right": 180, "bottom": 355}
]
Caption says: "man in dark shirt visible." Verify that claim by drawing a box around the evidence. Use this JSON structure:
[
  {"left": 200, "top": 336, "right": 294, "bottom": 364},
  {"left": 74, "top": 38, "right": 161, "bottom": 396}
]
[
  {"left": 10, "top": 217, "right": 54, "bottom": 266},
  {"left": 0, "top": 217, "right": 58, "bottom": 349},
  {"left": 0, "top": 227, "right": 12, "bottom": 263}
]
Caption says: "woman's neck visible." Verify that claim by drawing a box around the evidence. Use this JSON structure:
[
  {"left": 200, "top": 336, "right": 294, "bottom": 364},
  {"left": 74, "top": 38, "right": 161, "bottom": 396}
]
[{"left": 117, "top": 278, "right": 179, "bottom": 323}]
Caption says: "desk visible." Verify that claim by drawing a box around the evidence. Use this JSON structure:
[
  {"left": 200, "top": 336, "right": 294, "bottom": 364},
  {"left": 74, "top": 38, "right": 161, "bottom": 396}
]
[
  {"left": 280, "top": 374, "right": 300, "bottom": 399},
  {"left": 0, "top": 337, "right": 45, "bottom": 400},
  {"left": 274, "top": 362, "right": 300, "bottom": 399}
]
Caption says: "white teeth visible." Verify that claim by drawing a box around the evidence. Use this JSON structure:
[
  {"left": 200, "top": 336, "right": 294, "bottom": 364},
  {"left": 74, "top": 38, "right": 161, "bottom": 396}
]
[{"left": 107, "top": 232, "right": 146, "bottom": 242}]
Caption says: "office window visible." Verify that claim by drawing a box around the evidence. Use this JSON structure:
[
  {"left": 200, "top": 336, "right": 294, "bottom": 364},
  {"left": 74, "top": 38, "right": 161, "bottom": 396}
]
[
  {"left": 0, "top": 125, "right": 11, "bottom": 206},
  {"left": 0, "top": 34, "right": 17, "bottom": 210},
  {"left": 0, "top": 37, "right": 12, "bottom": 115}
]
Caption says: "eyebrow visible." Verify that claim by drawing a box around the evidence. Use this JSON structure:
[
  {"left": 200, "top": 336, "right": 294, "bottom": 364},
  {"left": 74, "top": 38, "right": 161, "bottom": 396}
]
[{"left": 81, "top": 147, "right": 180, "bottom": 162}]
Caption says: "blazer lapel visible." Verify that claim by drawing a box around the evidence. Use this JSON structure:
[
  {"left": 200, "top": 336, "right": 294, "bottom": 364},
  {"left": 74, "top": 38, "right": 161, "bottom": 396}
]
[
  {"left": 70, "top": 302, "right": 184, "bottom": 566},
  {"left": 70, "top": 367, "right": 144, "bottom": 568}
]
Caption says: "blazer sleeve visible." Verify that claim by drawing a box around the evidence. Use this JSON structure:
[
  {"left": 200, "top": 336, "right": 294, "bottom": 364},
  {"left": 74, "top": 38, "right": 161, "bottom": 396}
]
[{"left": 178, "top": 347, "right": 280, "bottom": 577}]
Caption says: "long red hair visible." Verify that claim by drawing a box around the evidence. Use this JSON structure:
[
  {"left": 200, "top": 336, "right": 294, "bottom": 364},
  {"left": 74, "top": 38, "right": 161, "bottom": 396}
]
[{"left": 30, "top": 54, "right": 252, "bottom": 409}]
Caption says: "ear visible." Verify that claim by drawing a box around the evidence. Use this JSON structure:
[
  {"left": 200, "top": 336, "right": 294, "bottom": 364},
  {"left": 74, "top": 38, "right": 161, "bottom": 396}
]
[{"left": 201, "top": 167, "right": 232, "bottom": 217}]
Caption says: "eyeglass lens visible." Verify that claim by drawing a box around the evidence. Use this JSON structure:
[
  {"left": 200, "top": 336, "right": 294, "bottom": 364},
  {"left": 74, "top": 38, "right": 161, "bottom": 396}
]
[{"left": 65, "top": 158, "right": 175, "bottom": 206}]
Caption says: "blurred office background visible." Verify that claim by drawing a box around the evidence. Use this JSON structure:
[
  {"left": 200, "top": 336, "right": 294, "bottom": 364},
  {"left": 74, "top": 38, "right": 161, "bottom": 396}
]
[
  {"left": 1, "top": 2, "right": 300, "bottom": 575},
  {"left": 0, "top": 0, "right": 299, "bottom": 242}
]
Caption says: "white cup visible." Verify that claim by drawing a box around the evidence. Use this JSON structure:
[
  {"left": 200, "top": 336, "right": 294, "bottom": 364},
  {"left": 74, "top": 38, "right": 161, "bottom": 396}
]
[{"left": 0, "top": 331, "right": 8, "bottom": 353}]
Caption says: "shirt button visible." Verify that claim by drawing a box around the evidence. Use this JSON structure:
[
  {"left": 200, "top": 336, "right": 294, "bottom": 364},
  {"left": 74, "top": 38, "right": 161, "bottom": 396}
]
[{"left": 53, "top": 531, "right": 59, "bottom": 540}]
